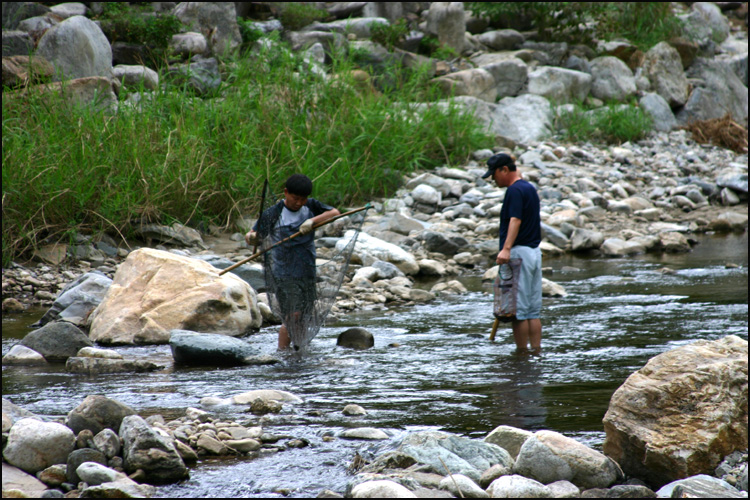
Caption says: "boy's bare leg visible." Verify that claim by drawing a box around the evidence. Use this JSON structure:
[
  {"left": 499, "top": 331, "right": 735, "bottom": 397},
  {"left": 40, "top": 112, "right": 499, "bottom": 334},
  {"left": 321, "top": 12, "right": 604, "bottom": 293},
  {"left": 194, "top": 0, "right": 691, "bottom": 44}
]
[
  {"left": 278, "top": 324, "right": 291, "bottom": 350},
  {"left": 528, "top": 318, "right": 542, "bottom": 351}
]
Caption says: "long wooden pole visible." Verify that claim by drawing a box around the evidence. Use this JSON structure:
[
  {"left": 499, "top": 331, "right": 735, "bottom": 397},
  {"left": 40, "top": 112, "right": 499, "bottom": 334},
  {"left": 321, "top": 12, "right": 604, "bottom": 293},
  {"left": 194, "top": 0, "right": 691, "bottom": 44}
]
[
  {"left": 218, "top": 204, "right": 372, "bottom": 276},
  {"left": 253, "top": 179, "right": 269, "bottom": 254}
]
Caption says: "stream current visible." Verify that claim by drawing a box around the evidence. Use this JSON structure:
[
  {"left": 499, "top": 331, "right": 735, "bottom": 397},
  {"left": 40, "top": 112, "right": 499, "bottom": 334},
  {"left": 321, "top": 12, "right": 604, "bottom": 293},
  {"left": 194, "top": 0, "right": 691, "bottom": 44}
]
[{"left": 2, "top": 232, "right": 747, "bottom": 497}]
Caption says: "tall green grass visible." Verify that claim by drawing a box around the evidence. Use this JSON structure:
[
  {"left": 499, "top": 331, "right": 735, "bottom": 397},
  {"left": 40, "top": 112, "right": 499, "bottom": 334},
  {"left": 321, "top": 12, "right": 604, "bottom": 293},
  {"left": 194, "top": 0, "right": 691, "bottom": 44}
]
[
  {"left": 554, "top": 101, "right": 653, "bottom": 144},
  {"left": 2, "top": 41, "right": 490, "bottom": 265}
]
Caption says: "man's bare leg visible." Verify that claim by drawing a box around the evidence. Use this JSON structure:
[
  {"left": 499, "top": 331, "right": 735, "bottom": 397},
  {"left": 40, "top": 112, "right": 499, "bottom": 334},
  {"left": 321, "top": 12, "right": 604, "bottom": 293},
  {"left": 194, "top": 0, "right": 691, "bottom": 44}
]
[
  {"left": 512, "top": 319, "right": 542, "bottom": 352},
  {"left": 278, "top": 324, "right": 291, "bottom": 350}
]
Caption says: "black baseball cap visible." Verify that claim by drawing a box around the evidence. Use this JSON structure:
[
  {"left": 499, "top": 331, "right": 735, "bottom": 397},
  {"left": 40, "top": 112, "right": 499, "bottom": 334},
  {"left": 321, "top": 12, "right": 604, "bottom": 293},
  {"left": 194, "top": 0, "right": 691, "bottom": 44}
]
[{"left": 481, "top": 153, "right": 515, "bottom": 178}]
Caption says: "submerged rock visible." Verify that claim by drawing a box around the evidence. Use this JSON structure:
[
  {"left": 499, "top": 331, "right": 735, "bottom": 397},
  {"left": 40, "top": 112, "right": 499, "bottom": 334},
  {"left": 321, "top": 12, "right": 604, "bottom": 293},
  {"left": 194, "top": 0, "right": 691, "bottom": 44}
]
[
  {"left": 337, "top": 327, "right": 375, "bottom": 349},
  {"left": 169, "top": 329, "right": 257, "bottom": 366}
]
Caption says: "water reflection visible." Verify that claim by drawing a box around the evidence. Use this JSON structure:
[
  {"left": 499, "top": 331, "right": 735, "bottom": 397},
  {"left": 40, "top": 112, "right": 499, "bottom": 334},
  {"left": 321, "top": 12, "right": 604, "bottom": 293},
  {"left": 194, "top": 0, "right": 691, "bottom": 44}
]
[{"left": 487, "top": 353, "right": 547, "bottom": 430}]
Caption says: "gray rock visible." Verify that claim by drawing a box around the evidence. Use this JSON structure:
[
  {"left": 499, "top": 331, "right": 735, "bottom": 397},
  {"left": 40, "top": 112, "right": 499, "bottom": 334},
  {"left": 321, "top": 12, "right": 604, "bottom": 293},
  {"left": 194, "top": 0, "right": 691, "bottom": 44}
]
[
  {"left": 492, "top": 94, "right": 553, "bottom": 144},
  {"left": 2, "top": 30, "right": 34, "bottom": 57},
  {"left": 476, "top": 29, "right": 524, "bottom": 51},
  {"left": 37, "top": 271, "right": 112, "bottom": 327},
  {"left": 2, "top": 344, "right": 47, "bottom": 366},
  {"left": 368, "top": 431, "right": 514, "bottom": 482},
  {"left": 483, "top": 425, "right": 534, "bottom": 460},
  {"left": 304, "top": 17, "right": 389, "bottom": 40},
  {"left": 372, "top": 260, "right": 405, "bottom": 280},
  {"left": 546, "top": 480, "right": 580, "bottom": 498},
  {"left": 169, "top": 329, "right": 257, "bottom": 366},
  {"left": 93, "top": 428, "right": 121, "bottom": 459},
  {"left": 3, "top": 418, "right": 76, "bottom": 474},
  {"left": 76, "top": 462, "right": 121, "bottom": 486},
  {"left": 3, "top": 3, "right": 51, "bottom": 30},
  {"left": 541, "top": 223, "right": 570, "bottom": 249},
  {"left": 343, "top": 404, "right": 367, "bottom": 416},
  {"left": 639, "top": 93, "right": 677, "bottom": 132},
  {"left": 65, "top": 357, "right": 163, "bottom": 375},
  {"left": 642, "top": 42, "right": 690, "bottom": 107},
  {"left": 172, "top": 2, "right": 241, "bottom": 56},
  {"left": 67, "top": 448, "right": 107, "bottom": 484},
  {"left": 1, "top": 463, "right": 48, "bottom": 498},
  {"left": 570, "top": 228, "right": 604, "bottom": 252},
  {"left": 716, "top": 172, "right": 748, "bottom": 194},
  {"left": 676, "top": 58, "right": 748, "bottom": 124},
  {"left": 337, "top": 327, "right": 375, "bottom": 349},
  {"left": 656, "top": 475, "right": 744, "bottom": 498},
  {"left": 515, "top": 430, "right": 621, "bottom": 489},
  {"left": 113, "top": 64, "right": 158, "bottom": 90},
  {"left": 67, "top": 395, "right": 136, "bottom": 436},
  {"left": 351, "top": 479, "right": 417, "bottom": 498},
  {"left": 120, "top": 415, "right": 188, "bottom": 484},
  {"left": 486, "top": 475, "right": 552, "bottom": 498},
  {"left": 36, "top": 16, "right": 112, "bottom": 81},
  {"left": 340, "top": 428, "right": 389, "bottom": 440},
  {"left": 20, "top": 322, "right": 93, "bottom": 362},
  {"left": 589, "top": 56, "right": 636, "bottom": 102},
  {"left": 527, "top": 66, "right": 592, "bottom": 103},
  {"left": 425, "top": 2, "right": 465, "bottom": 55},
  {"left": 439, "top": 473, "right": 488, "bottom": 498}
]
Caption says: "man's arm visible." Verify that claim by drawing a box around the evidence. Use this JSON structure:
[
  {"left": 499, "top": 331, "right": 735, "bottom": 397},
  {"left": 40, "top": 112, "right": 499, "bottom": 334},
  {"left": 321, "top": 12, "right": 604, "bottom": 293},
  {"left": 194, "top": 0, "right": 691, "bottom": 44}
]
[
  {"left": 299, "top": 207, "right": 340, "bottom": 234},
  {"left": 496, "top": 217, "right": 521, "bottom": 264}
]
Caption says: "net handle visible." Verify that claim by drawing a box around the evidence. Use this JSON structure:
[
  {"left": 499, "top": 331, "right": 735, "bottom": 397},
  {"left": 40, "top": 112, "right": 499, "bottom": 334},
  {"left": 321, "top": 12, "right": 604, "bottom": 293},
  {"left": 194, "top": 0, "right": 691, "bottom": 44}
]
[{"left": 218, "top": 203, "right": 372, "bottom": 276}]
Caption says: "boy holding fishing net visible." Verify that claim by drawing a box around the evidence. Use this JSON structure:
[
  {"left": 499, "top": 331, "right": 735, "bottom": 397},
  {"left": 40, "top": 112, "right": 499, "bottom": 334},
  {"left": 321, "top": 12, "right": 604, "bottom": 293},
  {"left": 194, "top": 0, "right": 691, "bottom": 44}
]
[{"left": 245, "top": 174, "right": 340, "bottom": 350}]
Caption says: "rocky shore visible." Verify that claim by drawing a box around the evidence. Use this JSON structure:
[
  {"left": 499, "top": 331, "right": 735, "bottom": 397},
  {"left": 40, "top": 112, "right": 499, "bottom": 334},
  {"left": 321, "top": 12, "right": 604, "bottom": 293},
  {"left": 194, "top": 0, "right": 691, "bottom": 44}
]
[{"left": 2, "top": 336, "right": 748, "bottom": 498}]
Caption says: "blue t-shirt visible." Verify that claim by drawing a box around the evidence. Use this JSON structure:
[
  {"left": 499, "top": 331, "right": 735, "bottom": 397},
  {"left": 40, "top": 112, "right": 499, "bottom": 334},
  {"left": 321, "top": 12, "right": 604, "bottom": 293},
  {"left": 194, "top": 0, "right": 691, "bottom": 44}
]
[{"left": 499, "top": 179, "right": 541, "bottom": 249}]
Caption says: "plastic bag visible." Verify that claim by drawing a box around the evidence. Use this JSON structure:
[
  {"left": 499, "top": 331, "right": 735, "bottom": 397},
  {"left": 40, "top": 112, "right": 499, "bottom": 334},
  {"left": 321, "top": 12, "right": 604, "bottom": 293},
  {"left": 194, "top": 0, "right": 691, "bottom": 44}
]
[{"left": 493, "top": 258, "right": 522, "bottom": 322}]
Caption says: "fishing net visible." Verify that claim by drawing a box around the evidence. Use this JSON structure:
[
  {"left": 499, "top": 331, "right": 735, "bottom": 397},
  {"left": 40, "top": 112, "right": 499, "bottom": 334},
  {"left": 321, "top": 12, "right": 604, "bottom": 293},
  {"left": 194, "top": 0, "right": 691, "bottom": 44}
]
[
  {"left": 494, "top": 258, "right": 523, "bottom": 323},
  {"left": 255, "top": 184, "right": 369, "bottom": 350}
]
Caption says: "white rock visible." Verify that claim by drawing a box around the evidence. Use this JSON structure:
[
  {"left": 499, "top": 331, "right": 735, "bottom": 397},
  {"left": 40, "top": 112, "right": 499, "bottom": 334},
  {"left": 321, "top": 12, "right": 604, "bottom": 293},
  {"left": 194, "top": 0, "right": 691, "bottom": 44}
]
[
  {"left": 2, "top": 345, "right": 47, "bottom": 365},
  {"left": 3, "top": 418, "right": 75, "bottom": 474},
  {"left": 340, "top": 427, "right": 389, "bottom": 440},
  {"left": 439, "top": 473, "right": 489, "bottom": 498},
  {"left": 486, "top": 475, "right": 552, "bottom": 498},
  {"left": 351, "top": 479, "right": 417, "bottom": 498}
]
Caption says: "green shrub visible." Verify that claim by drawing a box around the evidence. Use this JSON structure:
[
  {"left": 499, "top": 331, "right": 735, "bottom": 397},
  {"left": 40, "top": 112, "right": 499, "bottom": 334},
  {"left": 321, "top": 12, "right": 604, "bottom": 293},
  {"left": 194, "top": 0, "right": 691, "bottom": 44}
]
[
  {"left": 2, "top": 38, "right": 491, "bottom": 265},
  {"left": 370, "top": 19, "right": 410, "bottom": 51},
  {"left": 94, "top": 4, "right": 182, "bottom": 68},
  {"left": 555, "top": 101, "right": 653, "bottom": 144},
  {"left": 238, "top": 19, "right": 265, "bottom": 47},
  {"left": 467, "top": 2, "right": 604, "bottom": 45},
  {"left": 595, "top": 3, "right": 683, "bottom": 50},
  {"left": 278, "top": 3, "right": 328, "bottom": 31},
  {"left": 467, "top": 2, "right": 682, "bottom": 49}
]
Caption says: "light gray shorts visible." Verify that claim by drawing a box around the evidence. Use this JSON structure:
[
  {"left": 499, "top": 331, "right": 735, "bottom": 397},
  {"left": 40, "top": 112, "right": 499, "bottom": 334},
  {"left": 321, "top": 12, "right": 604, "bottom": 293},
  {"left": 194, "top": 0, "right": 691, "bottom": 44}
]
[{"left": 510, "top": 245, "right": 542, "bottom": 320}]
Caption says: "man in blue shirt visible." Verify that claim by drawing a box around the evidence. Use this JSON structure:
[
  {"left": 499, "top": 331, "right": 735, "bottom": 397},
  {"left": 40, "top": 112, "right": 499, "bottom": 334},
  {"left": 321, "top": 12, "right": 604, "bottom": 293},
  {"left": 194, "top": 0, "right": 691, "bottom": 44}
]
[{"left": 482, "top": 154, "right": 543, "bottom": 353}]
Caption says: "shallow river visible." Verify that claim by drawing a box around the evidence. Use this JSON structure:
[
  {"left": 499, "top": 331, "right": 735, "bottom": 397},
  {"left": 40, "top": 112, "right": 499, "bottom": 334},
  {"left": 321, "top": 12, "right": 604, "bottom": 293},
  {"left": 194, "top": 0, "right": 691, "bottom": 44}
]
[{"left": 2, "top": 232, "right": 747, "bottom": 497}]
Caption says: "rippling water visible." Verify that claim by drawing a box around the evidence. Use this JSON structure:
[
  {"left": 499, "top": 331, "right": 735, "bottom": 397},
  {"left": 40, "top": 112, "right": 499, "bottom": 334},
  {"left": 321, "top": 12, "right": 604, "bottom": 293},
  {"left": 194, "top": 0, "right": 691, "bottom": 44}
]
[{"left": 2, "top": 233, "right": 747, "bottom": 497}]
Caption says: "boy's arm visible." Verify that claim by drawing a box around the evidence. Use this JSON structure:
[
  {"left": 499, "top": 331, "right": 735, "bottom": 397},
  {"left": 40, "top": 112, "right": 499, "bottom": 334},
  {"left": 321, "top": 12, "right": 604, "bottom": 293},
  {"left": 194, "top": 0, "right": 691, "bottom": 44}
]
[{"left": 300, "top": 207, "right": 340, "bottom": 234}]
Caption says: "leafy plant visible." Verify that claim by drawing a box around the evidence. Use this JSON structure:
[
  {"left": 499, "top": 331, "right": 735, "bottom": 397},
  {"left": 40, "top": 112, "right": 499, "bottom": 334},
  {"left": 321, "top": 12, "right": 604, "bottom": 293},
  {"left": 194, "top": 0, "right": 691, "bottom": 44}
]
[
  {"left": 467, "top": 2, "right": 605, "bottom": 45},
  {"left": 238, "top": 19, "right": 265, "bottom": 48},
  {"left": 595, "top": 3, "right": 683, "bottom": 50},
  {"left": 278, "top": 3, "right": 328, "bottom": 31},
  {"left": 554, "top": 101, "right": 653, "bottom": 144},
  {"left": 94, "top": 4, "right": 182, "bottom": 68},
  {"left": 370, "top": 19, "right": 410, "bottom": 51}
]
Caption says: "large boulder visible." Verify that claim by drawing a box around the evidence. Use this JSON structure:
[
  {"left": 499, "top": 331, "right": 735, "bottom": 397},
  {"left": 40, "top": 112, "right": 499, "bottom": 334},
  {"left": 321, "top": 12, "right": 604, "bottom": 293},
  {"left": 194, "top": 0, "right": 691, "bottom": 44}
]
[
  {"left": 21, "top": 76, "right": 118, "bottom": 112},
  {"left": 3, "top": 418, "right": 76, "bottom": 474},
  {"left": 481, "top": 58, "right": 528, "bottom": 99},
  {"left": 35, "top": 15, "right": 112, "bottom": 81},
  {"left": 603, "top": 335, "right": 748, "bottom": 488},
  {"left": 514, "top": 430, "right": 622, "bottom": 489},
  {"left": 639, "top": 92, "right": 677, "bottom": 132},
  {"left": 88, "top": 248, "right": 262, "bottom": 345},
  {"left": 19, "top": 321, "right": 92, "bottom": 362},
  {"left": 37, "top": 271, "right": 112, "bottom": 327},
  {"left": 642, "top": 42, "right": 690, "bottom": 108},
  {"left": 119, "top": 415, "right": 188, "bottom": 484},
  {"left": 172, "top": 2, "right": 241, "bottom": 56},
  {"left": 67, "top": 395, "right": 137, "bottom": 436}
]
